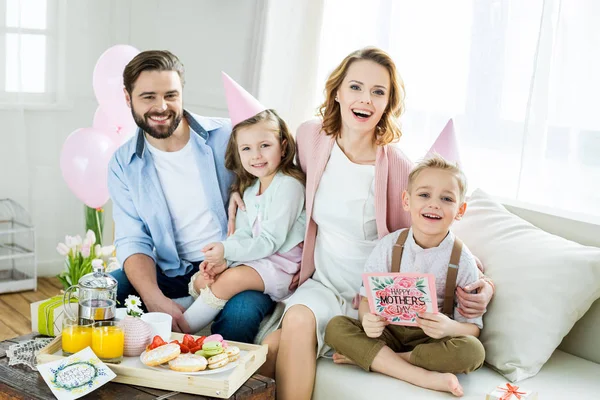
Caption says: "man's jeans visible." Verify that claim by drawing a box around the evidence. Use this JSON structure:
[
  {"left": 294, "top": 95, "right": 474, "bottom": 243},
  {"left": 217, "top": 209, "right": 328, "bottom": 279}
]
[{"left": 110, "top": 265, "right": 275, "bottom": 343}]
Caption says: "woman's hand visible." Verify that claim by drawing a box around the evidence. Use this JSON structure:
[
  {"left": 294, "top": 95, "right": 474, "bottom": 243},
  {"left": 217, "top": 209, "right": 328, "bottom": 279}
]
[
  {"left": 227, "top": 192, "right": 245, "bottom": 236},
  {"left": 202, "top": 242, "right": 225, "bottom": 265},
  {"left": 416, "top": 312, "right": 456, "bottom": 339},
  {"left": 456, "top": 279, "right": 494, "bottom": 318}
]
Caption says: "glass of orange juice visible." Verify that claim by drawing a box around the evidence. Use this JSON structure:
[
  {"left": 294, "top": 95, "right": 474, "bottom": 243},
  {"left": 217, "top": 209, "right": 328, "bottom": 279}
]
[
  {"left": 92, "top": 321, "right": 124, "bottom": 363},
  {"left": 62, "top": 319, "right": 93, "bottom": 356}
]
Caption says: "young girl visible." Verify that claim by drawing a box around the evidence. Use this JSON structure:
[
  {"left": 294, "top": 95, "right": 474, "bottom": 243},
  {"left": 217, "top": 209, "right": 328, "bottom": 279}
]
[{"left": 183, "top": 103, "right": 306, "bottom": 333}]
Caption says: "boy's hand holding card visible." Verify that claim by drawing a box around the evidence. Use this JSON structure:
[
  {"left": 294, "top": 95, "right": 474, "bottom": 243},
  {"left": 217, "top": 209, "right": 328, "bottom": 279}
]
[{"left": 362, "top": 273, "right": 438, "bottom": 326}]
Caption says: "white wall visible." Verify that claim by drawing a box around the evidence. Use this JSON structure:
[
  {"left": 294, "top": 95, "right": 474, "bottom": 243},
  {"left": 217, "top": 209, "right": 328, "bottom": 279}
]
[{"left": 0, "top": 0, "right": 266, "bottom": 277}]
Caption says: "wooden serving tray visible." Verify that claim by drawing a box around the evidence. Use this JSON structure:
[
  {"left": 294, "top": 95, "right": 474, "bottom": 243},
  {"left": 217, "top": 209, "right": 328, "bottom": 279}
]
[{"left": 36, "top": 332, "right": 268, "bottom": 398}]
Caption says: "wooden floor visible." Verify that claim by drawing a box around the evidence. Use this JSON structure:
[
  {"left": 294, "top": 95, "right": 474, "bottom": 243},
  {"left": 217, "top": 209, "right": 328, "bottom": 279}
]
[{"left": 0, "top": 277, "right": 63, "bottom": 341}]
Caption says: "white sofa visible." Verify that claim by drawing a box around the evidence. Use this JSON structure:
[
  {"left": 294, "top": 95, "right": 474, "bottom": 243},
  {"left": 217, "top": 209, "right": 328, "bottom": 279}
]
[{"left": 313, "top": 204, "right": 600, "bottom": 400}]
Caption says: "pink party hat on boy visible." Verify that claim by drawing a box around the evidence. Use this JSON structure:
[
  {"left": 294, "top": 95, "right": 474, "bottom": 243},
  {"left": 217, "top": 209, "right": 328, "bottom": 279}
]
[
  {"left": 426, "top": 119, "right": 462, "bottom": 165},
  {"left": 222, "top": 72, "right": 267, "bottom": 126}
]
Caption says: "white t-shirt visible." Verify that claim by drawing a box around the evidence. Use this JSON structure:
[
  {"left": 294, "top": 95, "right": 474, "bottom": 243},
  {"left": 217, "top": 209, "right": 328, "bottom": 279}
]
[{"left": 145, "top": 136, "right": 221, "bottom": 262}]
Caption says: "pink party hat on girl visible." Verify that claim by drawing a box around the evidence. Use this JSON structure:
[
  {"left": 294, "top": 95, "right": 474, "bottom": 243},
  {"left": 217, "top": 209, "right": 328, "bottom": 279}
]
[
  {"left": 426, "top": 119, "right": 462, "bottom": 165},
  {"left": 222, "top": 72, "right": 267, "bottom": 126}
]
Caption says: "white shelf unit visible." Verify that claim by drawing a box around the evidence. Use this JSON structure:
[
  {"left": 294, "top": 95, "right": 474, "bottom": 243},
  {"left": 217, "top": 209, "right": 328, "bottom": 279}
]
[{"left": 0, "top": 199, "right": 37, "bottom": 293}]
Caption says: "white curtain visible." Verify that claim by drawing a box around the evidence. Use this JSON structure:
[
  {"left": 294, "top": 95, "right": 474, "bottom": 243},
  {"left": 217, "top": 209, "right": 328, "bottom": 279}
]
[
  {"left": 312, "top": 0, "right": 600, "bottom": 219},
  {"left": 256, "top": 0, "right": 325, "bottom": 133}
]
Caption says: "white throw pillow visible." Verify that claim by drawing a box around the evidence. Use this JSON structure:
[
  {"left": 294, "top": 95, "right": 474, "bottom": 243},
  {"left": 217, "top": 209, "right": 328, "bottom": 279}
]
[{"left": 452, "top": 189, "right": 600, "bottom": 382}]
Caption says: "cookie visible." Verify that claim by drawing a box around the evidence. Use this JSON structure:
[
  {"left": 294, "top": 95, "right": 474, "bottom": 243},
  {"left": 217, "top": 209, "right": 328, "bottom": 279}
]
[
  {"left": 207, "top": 352, "right": 229, "bottom": 369},
  {"left": 202, "top": 341, "right": 223, "bottom": 357},
  {"left": 203, "top": 334, "right": 223, "bottom": 343},
  {"left": 204, "top": 333, "right": 228, "bottom": 348},
  {"left": 141, "top": 343, "right": 181, "bottom": 366},
  {"left": 225, "top": 346, "right": 240, "bottom": 362},
  {"left": 168, "top": 353, "right": 208, "bottom": 372}
]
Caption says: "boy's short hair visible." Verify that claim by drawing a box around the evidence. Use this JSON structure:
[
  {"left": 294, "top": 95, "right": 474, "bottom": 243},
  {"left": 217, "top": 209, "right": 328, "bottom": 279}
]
[{"left": 407, "top": 154, "right": 468, "bottom": 203}]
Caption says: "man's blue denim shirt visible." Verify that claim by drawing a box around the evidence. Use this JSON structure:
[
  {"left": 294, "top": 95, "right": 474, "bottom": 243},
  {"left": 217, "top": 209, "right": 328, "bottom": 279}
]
[{"left": 108, "top": 110, "right": 234, "bottom": 277}]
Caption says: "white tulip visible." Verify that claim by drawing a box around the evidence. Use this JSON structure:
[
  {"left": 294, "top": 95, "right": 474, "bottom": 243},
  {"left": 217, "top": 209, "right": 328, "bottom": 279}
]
[
  {"left": 85, "top": 230, "right": 96, "bottom": 245},
  {"left": 56, "top": 243, "right": 70, "bottom": 256},
  {"left": 100, "top": 245, "right": 115, "bottom": 257},
  {"left": 72, "top": 235, "right": 82, "bottom": 247},
  {"left": 81, "top": 244, "right": 91, "bottom": 258}
]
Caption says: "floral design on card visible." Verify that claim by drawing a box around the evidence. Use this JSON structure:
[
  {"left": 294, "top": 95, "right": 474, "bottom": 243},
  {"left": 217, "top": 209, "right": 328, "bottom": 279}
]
[
  {"left": 363, "top": 273, "right": 438, "bottom": 326},
  {"left": 37, "top": 347, "right": 116, "bottom": 400}
]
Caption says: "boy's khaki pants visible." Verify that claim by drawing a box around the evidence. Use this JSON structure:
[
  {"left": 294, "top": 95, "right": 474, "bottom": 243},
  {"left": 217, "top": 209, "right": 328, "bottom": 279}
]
[{"left": 325, "top": 316, "right": 485, "bottom": 374}]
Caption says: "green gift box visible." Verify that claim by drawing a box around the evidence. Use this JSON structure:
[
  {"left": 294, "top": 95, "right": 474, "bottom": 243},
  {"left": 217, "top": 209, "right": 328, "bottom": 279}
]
[{"left": 30, "top": 295, "right": 78, "bottom": 336}]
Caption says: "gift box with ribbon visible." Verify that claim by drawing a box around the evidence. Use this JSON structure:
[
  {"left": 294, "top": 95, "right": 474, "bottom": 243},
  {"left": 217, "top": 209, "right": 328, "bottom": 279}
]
[
  {"left": 486, "top": 383, "right": 538, "bottom": 400},
  {"left": 30, "top": 295, "right": 78, "bottom": 336}
]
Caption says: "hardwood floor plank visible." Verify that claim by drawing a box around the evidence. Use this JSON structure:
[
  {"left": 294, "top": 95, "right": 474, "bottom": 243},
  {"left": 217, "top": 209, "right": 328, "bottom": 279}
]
[
  {"left": 45, "top": 276, "right": 65, "bottom": 291},
  {"left": 19, "top": 290, "right": 50, "bottom": 304},
  {"left": 35, "top": 279, "right": 61, "bottom": 298},
  {"left": 0, "top": 300, "right": 31, "bottom": 337},
  {"left": 0, "top": 278, "right": 67, "bottom": 342},
  {"left": 0, "top": 323, "right": 17, "bottom": 343},
  {"left": 0, "top": 294, "right": 31, "bottom": 322}
]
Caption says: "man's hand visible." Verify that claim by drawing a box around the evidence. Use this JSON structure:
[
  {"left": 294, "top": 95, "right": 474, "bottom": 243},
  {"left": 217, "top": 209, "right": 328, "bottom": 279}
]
[
  {"left": 202, "top": 242, "right": 225, "bottom": 265},
  {"left": 416, "top": 312, "right": 456, "bottom": 339},
  {"left": 227, "top": 192, "right": 245, "bottom": 236},
  {"left": 362, "top": 313, "right": 388, "bottom": 338},
  {"left": 144, "top": 295, "right": 192, "bottom": 333},
  {"left": 456, "top": 278, "right": 493, "bottom": 319}
]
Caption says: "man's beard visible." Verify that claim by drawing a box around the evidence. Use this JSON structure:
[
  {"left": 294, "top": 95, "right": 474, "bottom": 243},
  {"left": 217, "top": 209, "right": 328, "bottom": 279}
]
[{"left": 131, "top": 105, "right": 183, "bottom": 140}]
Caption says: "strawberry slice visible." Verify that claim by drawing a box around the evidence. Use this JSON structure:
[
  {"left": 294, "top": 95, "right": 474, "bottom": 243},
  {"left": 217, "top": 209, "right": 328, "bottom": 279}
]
[
  {"left": 183, "top": 334, "right": 195, "bottom": 348},
  {"left": 179, "top": 343, "right": 190, "bottom": 354},
  {"left": 188, "top": 345, "right": 201, "bottom": 354},
  {"left": 195, "top": 336, "right": 206, "bottom": 347},
  {"left": 149, "top": 335, "right": 167, "bottom": 350}
]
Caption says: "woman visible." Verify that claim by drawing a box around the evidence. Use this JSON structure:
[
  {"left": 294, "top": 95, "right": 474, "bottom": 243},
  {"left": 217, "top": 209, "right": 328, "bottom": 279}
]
[{"left": 230, "top": 47, "right": 494, "bottom": 400}]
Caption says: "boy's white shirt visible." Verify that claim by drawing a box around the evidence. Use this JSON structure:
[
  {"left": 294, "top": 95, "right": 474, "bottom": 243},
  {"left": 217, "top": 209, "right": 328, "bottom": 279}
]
[
  {"left": 222, "top": 171, "right": 306, "bottom": 262},
  {"left": 361, "top": 227, "right": 483, "bottom": 329}
]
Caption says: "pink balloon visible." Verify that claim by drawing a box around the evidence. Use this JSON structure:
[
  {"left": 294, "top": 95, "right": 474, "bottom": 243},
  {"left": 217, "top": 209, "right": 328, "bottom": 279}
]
[
  {"left": 60, "top": 127, "right": 118, "bottom": 208},
  {"left": 93, "top": 106, "right": 137, "bottom": 147},
  {"left": 92, "top": 45, "right": 140, "bottom": 132}
]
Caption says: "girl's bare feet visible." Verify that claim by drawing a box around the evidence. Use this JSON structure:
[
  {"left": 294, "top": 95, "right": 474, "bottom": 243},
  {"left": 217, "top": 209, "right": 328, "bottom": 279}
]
[{"left": 332, "top": 352, "right": 357, "bottom": 365}]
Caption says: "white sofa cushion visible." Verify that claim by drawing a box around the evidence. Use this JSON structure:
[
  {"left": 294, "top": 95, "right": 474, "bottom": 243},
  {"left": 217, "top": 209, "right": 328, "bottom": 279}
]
[
  {"left": 313, "top": 350, "right": 600, "bottom": 399},
  {"left": 451, "top": 189, "right": 600, "bottom": 382}
]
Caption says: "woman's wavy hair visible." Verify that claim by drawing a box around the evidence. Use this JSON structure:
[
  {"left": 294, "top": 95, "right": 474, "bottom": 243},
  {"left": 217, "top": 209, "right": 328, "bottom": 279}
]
[
  {"left": 225, "top": 109, "right": 305, "bottom": 195},
  {"left": 318, "top": 47, "right": 406, "bottom": 145}
]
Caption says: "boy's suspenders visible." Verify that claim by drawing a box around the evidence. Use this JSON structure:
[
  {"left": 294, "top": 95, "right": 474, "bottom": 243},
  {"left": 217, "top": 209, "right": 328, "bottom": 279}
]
[{"left": 391, "top": 230, "right": 464, "bottom": 317}]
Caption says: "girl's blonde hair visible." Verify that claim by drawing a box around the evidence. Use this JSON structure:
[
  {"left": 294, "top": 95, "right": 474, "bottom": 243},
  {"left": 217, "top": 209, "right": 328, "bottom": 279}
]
[
  {"left": 318, "top": 47, "right": 406, "bottom": 145},
  {"left": 408, "top": 154, "right": 468, "bottom": 203},
  {"left": 225, "top": 109, "right": 305, "bottom": 195}
]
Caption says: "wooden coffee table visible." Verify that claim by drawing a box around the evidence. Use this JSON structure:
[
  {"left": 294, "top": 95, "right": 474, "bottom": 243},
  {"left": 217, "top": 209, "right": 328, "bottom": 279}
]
[{"left": 0, "top": 333, "right": 275, "bottom": 399}]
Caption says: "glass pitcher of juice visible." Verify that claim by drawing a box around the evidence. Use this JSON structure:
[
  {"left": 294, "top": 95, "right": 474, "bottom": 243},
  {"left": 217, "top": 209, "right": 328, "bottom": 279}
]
[
  {"left": 62, "top": 319, "right": 93, "bottom": 356},
  {"left": 92, "top": 321, "right": 124, "bottom": 363}
]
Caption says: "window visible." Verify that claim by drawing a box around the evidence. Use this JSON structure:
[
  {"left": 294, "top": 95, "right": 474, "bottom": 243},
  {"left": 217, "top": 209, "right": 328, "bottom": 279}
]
[
  {"left": 0, "top": 0, "right": 61, "bottom": 104},
  {"left": 317, "top": 0, "right": 600, "bottom": 219}
]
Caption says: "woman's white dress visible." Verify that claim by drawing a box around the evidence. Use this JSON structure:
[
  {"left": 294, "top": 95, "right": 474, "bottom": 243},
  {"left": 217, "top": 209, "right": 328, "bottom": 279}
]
[{"left": 278, "top": 141, "right": 379, "bottom": 356}]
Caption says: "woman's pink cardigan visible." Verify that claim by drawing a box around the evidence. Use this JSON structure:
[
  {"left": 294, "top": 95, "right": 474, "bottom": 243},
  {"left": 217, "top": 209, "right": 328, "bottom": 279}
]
[{"left": 296, "top": 119, "right": 414, "bottom": 286}]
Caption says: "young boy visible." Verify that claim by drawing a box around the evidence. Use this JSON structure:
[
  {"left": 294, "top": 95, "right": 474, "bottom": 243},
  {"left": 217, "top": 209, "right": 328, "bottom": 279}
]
[{"left": 324, "top": 155, "right": 485, "bottom": 397}]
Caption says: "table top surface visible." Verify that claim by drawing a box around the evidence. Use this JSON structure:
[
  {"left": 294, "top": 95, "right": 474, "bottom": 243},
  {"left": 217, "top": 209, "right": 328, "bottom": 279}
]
[{"left": 0, "top": 333, "right": 275, "bottom": 400}]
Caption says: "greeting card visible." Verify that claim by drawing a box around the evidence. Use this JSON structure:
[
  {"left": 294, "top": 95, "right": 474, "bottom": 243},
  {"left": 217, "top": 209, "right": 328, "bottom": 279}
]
[
  {"left": 363, "top": 273, "right": 438, "bottom": 326},
  {"left": 37, "top": 347, "right": 116, "bottom": 400}
]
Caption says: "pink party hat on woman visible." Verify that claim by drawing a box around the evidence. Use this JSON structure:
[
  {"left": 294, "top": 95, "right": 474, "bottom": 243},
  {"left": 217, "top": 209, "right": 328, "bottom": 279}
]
[
  {"left": 222, "top": 72, "right": 267, "bottom": 126},
  {"left": 426, "top": 119, "right": 462, "bottom": 165}
]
